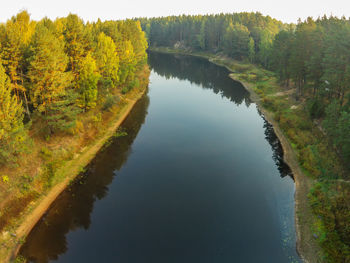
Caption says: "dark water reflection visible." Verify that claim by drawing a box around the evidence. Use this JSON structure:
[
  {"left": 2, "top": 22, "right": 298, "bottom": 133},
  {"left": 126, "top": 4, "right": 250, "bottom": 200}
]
[
  {"left": 263, "top": 117, "right": 293, "bottom": 179},
  {"left": 148, "top": 52, "right": 251, "bottom": 106},
  {"left": 19, "top": 95, "right": 150, "bottom": 262},
  {"left": 20, "top": 52, "right": 300, "bottom": 263}
]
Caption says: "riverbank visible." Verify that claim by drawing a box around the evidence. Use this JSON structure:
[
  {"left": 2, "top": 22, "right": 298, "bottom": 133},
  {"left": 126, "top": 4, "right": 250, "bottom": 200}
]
[
  {"left": 150, "top": 47, "right": 322, "bottom": 262},
  {"left": 0, "top": 66, "right": 150, "bottom": 263},
  {"left": 228, "top": 74, "right": 319, "bottom": 263}
]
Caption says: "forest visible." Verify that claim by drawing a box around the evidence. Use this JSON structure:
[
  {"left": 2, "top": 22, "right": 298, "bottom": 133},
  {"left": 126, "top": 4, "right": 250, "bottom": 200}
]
[
  {"left": 0, "top": 11, "right": 148, "bottom": 163},
  {"left": 140, "top": 13, "right": 350, "bottom": 262}
]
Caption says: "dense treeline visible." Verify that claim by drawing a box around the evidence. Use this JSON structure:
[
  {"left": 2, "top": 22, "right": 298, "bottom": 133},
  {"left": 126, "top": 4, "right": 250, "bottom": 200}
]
[
  {"left": 140, "top": 14, "right": 350, "bottom": 167},
  {"left": 140, "top": 13, "right": 285, "bottom": 66},
  {"left": 0, "top": 11, "right": 148, "bottom": 164},
  {"left": 140, "top": 13, "right": 350, "bottom": 262}
]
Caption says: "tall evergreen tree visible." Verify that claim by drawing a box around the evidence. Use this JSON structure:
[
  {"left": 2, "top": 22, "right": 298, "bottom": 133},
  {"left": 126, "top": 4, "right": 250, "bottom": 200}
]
[
  {"left": 28, "top": 23, "right": 72, "bottom": 114},
  {"left": 63, "top": 14, "right": 89, "bottom": 84},
  {"left": 270, "top": 30, "right": 293, "bottom": 86},
  {"left": 28, "top": 22, "right": 78, "bottom": 134},
  {"left": 322, "top": 23, "right": 350, "bottom": 104},
  {"left": 223, "top": 23, "right": 250, "bottom": 59}
]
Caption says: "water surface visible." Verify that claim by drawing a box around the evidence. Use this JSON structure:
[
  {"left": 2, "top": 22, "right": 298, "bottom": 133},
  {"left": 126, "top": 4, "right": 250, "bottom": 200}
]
[{"left": 20, "top": 52, "right": 300, "bottom": 262}]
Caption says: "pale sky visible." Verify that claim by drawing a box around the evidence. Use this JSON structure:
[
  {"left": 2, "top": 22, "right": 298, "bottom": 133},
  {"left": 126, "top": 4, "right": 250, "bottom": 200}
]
[{"left": 1, "top": 0, "right": 350, "bottom": 23}]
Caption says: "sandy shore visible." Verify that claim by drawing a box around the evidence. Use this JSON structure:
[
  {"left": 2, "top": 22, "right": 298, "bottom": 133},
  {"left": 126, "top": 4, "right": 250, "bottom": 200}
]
[{"left": 2, "top": 88, "right": 147, "bottom": 263}]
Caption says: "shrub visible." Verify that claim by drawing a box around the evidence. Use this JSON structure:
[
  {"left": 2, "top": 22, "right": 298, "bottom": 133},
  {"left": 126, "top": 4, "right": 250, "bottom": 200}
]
[
  {"left": 73, "top": 120, "right": 84, "bottom": 134},
  {"left": 92, "top": 113, "right": 102, "bottom": 123},
  {"left": 122, "top": 78, "right": 140, "bottom": 94},
  {"left": 14, "top": 255, "right": 26, "bottom": 263},
  {"left": 255, "top": 87, "right": 264, "bottom": 96},
  {"left": 286, "top": 129, "right": 298, "bottom": 143},
  {"left": 102, "top": 94, "right": 120, "bottom": 111},
  {"left": 262, "top": 97, "right": 276, "bottom": 111},
  {"left": 43, "top": 159, "right": 63, "bottom": 188},
  {"left": 2, "top": 175, "right": 9, "bottom": 183},
  {"left": 307, "top": 98, "right": 325, "bottom": 119},
  {"left": 121, "top": 86, "right": 129, "bottom": 94},
  {"left": 299, "top": 146, "right": 321, "bottom": 177},
  {"left": 40, "top": 146, "right": 53, "bottom": 161},
  {"left": 100, "top": 78, "right": 113, "bottom": 93}
]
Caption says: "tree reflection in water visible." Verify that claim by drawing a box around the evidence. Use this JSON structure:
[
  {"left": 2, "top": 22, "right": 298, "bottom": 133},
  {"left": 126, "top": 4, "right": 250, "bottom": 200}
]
[
  {"left": 148, "top": 51, "right": 251, "bottom": 106},
  {"left": 20, "top": 52, "right": 295, "bottom": 263},
  {"left": 19, "top": 95, "right": 150, "bottom": 263}
]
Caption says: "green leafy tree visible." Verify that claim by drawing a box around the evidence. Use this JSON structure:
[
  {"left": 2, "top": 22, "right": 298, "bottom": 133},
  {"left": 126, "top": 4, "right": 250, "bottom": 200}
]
[
  {"left": 0, "top": 10, "right": 35, "bottom": 118},
  {"left": 0, "top": 62, "right": 27, "bottom": 163},
  {"left": 124, "top": 20, "right": 148, "bottom": 66},
  {"left": 248, "top": 37, "right": 255, "bottom": 62},
  {"left": 94, "top": 32, "right": 119, "bottom": 87},
  {"left": 116, "top": 40, "right": 136, "bottom": 85},
  {"left": 77, "top": 53, "right": 100, "bottom": 110}
]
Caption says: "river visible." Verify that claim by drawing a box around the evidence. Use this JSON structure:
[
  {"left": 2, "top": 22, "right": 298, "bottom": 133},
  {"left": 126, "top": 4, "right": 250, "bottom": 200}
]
[{"left": 20, "top": 51, "right": 301, "bottom": 263}]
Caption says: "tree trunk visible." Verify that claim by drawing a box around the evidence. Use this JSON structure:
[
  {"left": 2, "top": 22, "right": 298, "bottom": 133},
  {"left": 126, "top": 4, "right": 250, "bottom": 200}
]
[{"left": 23, "top": 91, "right": 31, "bottom": 120}]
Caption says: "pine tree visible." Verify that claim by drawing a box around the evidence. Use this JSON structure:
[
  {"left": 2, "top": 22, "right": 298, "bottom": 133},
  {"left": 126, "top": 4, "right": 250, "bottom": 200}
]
[
  {"left": 63, "top": 14, "right": 89, "bottom": 84},
  {"left": 28, "top": 23, "right": 72, "bottom": 114},
  {"left": 270, "top": 30, "right": 293, "bottom": 86},
  {"left": 223, "top": 23, "right": 250, "bottom": 59},
  {"left": 28, "top": 22, "right": 79, "bottom": 134},
  {"left": 289, "top": 18, "right": 316, "bottom": 96},
  {"left": 44, "top": 88, "right": 80, "bottom": 134},
  {"left": 322, "top": 23, "right": 350, "bottom": 104}
]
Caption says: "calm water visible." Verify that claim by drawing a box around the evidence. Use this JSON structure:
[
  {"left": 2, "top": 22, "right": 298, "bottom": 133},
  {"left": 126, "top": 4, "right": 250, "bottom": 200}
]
[{"left": 20, "top": 52, "right": 300, "bottom": 263}]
